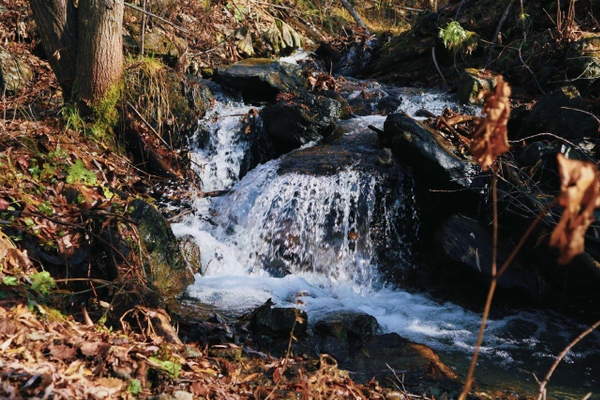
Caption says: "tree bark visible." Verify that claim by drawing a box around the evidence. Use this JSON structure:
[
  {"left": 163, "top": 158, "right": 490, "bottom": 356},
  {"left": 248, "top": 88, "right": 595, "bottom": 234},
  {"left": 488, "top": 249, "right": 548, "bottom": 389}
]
[
  {"left": 30, "top": 0, "right": 78, "bottom": 99},
  {"left": 30, "top": 0, "right": 123, "bottom": 109},
  {"left": 72, "top": 0, "right": 124, "bottom": 111}
]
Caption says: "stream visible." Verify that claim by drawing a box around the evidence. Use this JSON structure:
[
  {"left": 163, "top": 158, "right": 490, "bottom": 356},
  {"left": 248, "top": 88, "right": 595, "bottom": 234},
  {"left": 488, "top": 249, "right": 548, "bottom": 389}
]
[{"left": 171, "top": 80, "right": 600, "bottom": 399}]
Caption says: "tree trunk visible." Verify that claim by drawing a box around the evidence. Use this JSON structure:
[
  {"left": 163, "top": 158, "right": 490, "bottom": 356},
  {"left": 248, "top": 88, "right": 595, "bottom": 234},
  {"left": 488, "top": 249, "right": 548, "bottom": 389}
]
[
  {"left": 30, "top": 0, "right": 123, "bottom": 110},
  {"left": 72, "top": 0, "right": 124, "bottom": 111},
  {"left": 30, "top": 0, "right": 78, "bottom": 99}
]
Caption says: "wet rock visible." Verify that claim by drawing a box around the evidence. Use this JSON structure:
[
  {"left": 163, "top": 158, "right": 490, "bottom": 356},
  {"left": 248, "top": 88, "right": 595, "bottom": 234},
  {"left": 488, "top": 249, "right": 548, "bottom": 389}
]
[
  {"left": 215, "top": 58, "right": 305, "bottom": 103},
  {"left": 335, "top": 36, "right": 381, "bottom": 76},
  {"left": 565, "top": 33, "right": 600, "bottom": 81},
  {"left": 129, "top": 199, "right": 194, "bottom": 298},
  {"left": 345, "top": 333, "right": 462, "bottom": 394},
  {"left": 261, "top": 90, "right": 342, "bottom": 154},
  {"left": 273, "top": 120, "right": 417, "bottom": 284},
  {"left": 523, "top": 86, "right": 598, "bottom": 141},
  {"left": 381, "top": 112, "right": 481, "bottom": 188},
  {"left": 178, "top": 235, "right": 202, "bottom": 275},
  {"left": 336, "top": 78, "right": 403, "bottom": 116},
  {"left": 457, "top": 68, "right": 499, "bottom": 105},
  {"left": 313, "top": 310, "right": 380, "bottom": 363},
  {"left": 0, "top": 46, "right": 33, "bottom": 93},
  {"left": 435, "top": 214, "right": 545, "bottom": 295},
  {"left": 314, "top": 310, "right": 380, "bottom": 342},
  {"left": 250, "top": 299, "right": 307, "bottom": 340}
]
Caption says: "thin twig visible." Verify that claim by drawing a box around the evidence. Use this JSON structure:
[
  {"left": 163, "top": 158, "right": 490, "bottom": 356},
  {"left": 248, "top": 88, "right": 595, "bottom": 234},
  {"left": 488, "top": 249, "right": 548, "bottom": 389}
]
[
  {"left": 431, "top": 47, "right": 447, "bottom": 86},
  {"left": 124, "top": 2, "right": 190, "bottom": 34},
  {"left": 536, "top": 317, "right": 600, "bottom": 400},
  {"left": 126, "top": 101, "right": 172, "bottom": 149},
  {"left": 487, "top": 0, "right": 516, "bottom": 65},
  {"left": 518, "top": 41, "right": 546, "bottom": 94}
]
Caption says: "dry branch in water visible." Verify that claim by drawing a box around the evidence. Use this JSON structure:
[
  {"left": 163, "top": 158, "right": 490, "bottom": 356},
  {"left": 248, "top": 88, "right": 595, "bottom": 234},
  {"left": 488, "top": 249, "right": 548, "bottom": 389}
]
[
  {"left": 470, "top": 76, "right": 511, "bottom": 171},
  {"left": 550, "top": 153, "right": 600, "bottom": 264}
]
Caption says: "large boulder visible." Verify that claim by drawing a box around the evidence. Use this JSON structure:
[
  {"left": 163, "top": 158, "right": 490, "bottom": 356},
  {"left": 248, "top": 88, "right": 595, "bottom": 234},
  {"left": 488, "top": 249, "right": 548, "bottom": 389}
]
[
  {"left": 215, "top": 58, "right": 305, "bottom": 103},
  {"left": 381, "top": 112, "right": 481, "bottom": 188},
  {"left": 261, "top": 90, "right": 342, "bottom": 155},
  {"left": 522, "top": 86, "right": 598, "bottom": 141},
  {"left": 129, "top": 199, "right": 194, "bottom": 298},
  {"left": 435, "top": 214, "right": 545, "bottom": 295}
]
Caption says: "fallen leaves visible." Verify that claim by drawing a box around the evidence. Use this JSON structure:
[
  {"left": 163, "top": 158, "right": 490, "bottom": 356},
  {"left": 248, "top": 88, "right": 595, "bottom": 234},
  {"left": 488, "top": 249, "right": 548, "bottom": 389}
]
[
  {"left": 550, "top": 153, "right": 600, "bottom": 264},
  {"left": 470, "top": 76, "right": 511, "bottom": 171}
]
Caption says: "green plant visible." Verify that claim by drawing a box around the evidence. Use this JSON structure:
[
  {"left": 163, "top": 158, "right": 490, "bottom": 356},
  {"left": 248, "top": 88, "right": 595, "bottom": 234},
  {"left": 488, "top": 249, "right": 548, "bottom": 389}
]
[
  {"left": 60, "top": 104, "right": 85, "bottom": 133},
  {"left": 29, "top": 271, "right": 56, "bottom": 295},
  {"left": 149, "top": 356, "right": 181, "bottom": 378},
  {"left": 127, "top": 379, "right": 142, "bottom": 395},
  {"left": 66, "top": 160, "right": 98, "bottom": 186},
  {"left": 438, "top": 20, "right": 478, "bottom": 55}
]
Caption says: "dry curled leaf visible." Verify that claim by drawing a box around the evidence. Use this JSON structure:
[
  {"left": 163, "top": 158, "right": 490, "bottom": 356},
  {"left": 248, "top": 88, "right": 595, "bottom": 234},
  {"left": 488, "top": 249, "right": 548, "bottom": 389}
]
[
  {"left": 470, "top": 76, "right": 511, "bottom": 171},
  {"left": 550, "top": 153, "right": 600, "bottom": 264}
]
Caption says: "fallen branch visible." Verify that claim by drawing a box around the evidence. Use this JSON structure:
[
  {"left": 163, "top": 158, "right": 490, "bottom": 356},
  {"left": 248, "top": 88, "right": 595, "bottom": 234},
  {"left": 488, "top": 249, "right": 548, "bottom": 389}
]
[{"left": 340, "top": 0, "right": 371, "bottom": 35}]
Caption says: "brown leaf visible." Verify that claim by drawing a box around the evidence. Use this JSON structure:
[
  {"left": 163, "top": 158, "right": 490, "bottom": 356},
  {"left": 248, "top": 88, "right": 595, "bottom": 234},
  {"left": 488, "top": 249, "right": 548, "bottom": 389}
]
[
  {"left": 470, "top": 76, "right": 511, "bottom": 171},
  {"left": 48, "top": 343, "right": 77, "bottom": 361},
  {"left": 80, "top": 341, "right": 111, "bottom": 358},
  {"left": 550, "top": 153, "right": 600, "bottom": 264}
]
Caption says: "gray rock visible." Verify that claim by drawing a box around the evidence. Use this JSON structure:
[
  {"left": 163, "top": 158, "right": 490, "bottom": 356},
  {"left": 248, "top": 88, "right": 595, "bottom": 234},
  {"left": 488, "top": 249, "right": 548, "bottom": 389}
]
[
  {"left": 435, "top": 214, "right": 545, "bottom": 294},
  {"left": 143, "top": 29, "right": 187, "bottom": 64},
  {"left": 381, "top": 112, "right": 481, "bottom": 188},
  {"left": 250, "top": 299, "right": 307, "bottom": 340},
  {"left": 0, "top": 46, "right": 33, "bottom": 93},
  {"left": 215, "top": 58, "right": 305, "bottom": 103},
  {"left": 523, "top": 86, "right": 598, "bottom": 141},
  {"left": 261, "top": 90, "right": 342, "bottom": 154}
]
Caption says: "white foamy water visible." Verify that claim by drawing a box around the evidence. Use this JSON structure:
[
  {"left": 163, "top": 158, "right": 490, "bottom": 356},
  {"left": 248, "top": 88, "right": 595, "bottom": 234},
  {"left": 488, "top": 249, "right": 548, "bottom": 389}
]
[{"left": 190, "top": 100, "right": 259, "bottom": 191}]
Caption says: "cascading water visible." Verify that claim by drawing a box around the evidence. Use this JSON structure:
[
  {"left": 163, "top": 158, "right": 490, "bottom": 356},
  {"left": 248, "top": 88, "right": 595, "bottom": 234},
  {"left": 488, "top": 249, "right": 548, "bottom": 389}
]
[{"left": 172, "top": 89, "right": 600, "bottom": 399}]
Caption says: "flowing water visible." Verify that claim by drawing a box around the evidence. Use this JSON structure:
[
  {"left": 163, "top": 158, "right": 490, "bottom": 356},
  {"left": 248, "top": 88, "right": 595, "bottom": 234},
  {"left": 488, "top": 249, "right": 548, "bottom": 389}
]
[{"left": 172, "top": 88, "right": 600, "bottom": 399}]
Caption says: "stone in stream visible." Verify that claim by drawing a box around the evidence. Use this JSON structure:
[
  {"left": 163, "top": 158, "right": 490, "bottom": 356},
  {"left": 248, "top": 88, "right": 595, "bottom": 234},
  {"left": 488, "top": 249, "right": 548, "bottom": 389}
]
[
  {"left": 261, "top": 90, "right": 343, "bottom": 155},
  {"left": 457, "top": 68, "right": 499, "bottom": 105},
  {"left": 381, "top": 112, "right": 481, "bottom": 189},
  {"left": 215, "top": 58, "right": 306, "bottom": 104},
  {"left": 435, "top": 213, "right": 545, "bottom": 296}
]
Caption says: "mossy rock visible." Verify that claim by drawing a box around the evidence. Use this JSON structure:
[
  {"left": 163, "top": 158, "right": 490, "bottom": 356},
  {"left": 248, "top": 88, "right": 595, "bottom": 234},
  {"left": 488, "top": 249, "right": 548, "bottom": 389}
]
[
  {"left": 0, "top": 46, "right": 33, "bottom": 93},
  {"left": 565, "top": 33, "right": 600, "bottom": 80},
  {"left": 457, "top": 68, "right": 499, "bottom": 105},
  {"left": 130, "top": 199, "right": 193, "bottom": 298}
]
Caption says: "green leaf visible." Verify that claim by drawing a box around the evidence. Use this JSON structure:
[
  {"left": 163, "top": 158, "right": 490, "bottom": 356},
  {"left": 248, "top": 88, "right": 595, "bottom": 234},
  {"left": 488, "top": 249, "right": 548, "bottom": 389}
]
[
  {"left": 30, "top": 271, "right": 56, "bottom": 295},
  {"left": 149, "top": 356, "right": 181, "bottom": 378},
  {"left": 127, "top": 379, "right": 142, "bottom": 395},
  {"left": 2, "top": 276, "right": 18, "bottom": 286},
  {"left": 67, "top": 160, "right": 97, "bottom": 186}
]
